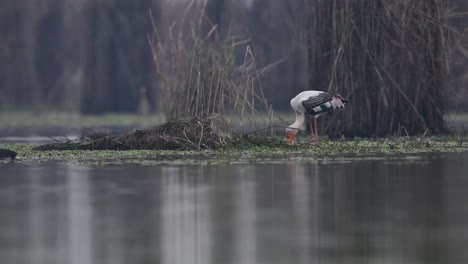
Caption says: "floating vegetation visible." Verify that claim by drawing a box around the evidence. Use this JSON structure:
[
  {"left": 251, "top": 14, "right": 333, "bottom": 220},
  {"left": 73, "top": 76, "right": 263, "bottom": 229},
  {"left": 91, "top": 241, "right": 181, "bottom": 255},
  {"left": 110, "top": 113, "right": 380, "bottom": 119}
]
[{"left": 2, "top": 133, "right": 467, "bottom": 164}]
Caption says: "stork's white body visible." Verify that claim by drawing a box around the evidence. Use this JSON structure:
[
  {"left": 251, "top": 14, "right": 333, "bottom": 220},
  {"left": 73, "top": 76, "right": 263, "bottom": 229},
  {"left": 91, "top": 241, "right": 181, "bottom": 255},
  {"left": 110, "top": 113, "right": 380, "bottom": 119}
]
[
  {"left": 289, "top": 91, "right": 322, "bottom": 131},
  {"left": 286, "top": 90, "right": 347, "bottom": 145}
]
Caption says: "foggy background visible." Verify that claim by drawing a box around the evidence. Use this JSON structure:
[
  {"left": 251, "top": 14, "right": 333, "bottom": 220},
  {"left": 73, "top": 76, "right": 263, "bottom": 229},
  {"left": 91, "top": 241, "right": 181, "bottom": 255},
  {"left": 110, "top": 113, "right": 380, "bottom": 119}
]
[{"left": 0, "top": 0, "right": 466, "bottom": 114}]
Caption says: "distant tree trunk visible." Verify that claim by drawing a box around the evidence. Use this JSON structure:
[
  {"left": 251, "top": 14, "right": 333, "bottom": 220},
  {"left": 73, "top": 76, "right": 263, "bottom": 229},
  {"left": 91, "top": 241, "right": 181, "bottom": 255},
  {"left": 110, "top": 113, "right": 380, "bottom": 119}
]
[
  {"left": 81, "top": 0, "right": 159, "bottom": 114},
  {"left": 18, "top": 0, "right": 43, "bottom": 105},
  {"left": 307, "top": 0, "right": 451, "bottom": 136},
  {"left": 81, "top": 0, "right": 112, "bottom": 114},
  {"left": 1, "top": 0, "right": 40, "bottom": 106},
  {"left": 205, "top": 0, "right": 225, "bottom": 31},
  {"left": 249, "top": 0, "right": 307, "bottom": 110},
  {"left": 61, "top": 0, "right": 87, "bottom": 108},
  {"left": 35, "top": 1, "right": 64, "bottom": 104},
  {"left": 0, "top": 0, "right": 20, "bottom": 106},
  {"left": 0, "top": 0, "right": 64, "bottom": 107}
]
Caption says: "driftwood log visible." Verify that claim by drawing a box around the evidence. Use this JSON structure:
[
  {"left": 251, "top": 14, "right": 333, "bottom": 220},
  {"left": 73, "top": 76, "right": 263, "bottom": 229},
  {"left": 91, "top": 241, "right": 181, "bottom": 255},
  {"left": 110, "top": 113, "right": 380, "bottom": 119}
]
[{"left": 34, "top": 117, "right": 231, "bottom": 151}]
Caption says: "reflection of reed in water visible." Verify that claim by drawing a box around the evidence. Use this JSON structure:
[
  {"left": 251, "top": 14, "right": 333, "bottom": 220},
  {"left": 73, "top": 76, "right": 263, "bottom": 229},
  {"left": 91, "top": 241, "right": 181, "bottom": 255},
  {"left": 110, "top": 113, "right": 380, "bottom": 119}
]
[
  {"left": 161, "top": 166, "right": 212, "bottom": 264},
  {"left": 66, "top": 165, "right": 92, "bottom": 264},
  {"left": 234, "top": 168, "right": 257, "bottom": 264},
  {"left": 290, "top": 162, "right": 313, "bottom": 264}
]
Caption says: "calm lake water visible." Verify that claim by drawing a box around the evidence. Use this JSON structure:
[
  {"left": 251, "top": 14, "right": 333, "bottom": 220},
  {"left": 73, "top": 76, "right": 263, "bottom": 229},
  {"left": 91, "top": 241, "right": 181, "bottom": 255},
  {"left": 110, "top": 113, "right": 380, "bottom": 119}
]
[{"left": 1, "top": 153, "right": 468, "bottom": 264}]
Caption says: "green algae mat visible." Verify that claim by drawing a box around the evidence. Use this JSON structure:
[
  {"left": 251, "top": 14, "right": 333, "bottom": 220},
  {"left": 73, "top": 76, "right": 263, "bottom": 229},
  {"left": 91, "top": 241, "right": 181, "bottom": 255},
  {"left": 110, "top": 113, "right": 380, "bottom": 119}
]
[{"left": 2, "top": 134, "right": 468, "bottom": 164}]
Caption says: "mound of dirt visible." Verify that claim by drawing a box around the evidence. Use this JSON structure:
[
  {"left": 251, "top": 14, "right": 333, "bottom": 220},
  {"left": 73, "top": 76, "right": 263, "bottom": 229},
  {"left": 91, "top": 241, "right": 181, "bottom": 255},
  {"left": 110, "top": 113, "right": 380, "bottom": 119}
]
[{"left": 33, "top": 117, "right": 231, "bottom": 151}]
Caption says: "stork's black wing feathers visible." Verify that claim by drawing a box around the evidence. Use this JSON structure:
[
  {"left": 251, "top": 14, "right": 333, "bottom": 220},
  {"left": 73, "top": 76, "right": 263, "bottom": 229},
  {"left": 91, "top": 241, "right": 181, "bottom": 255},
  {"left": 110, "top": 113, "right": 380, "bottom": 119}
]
[{"left": 301, "top": 93, "right": 334, "bottom": 115}]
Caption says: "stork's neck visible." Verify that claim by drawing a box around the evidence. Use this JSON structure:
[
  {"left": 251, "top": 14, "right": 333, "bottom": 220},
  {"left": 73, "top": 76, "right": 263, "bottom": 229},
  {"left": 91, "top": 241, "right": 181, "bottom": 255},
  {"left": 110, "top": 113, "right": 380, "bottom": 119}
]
[{"left": 289, "top": 112, "right": 306, "bottom": 131}]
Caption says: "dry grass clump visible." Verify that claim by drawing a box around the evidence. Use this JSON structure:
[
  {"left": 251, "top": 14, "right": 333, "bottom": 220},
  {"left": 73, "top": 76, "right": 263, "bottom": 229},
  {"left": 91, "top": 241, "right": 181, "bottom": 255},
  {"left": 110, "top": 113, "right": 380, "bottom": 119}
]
[
  {"left": 33, "top": 117, "right": 229, "bottom": 151},
  {"left": 148, "top": 0, "right": 274, "bottom": 131}
]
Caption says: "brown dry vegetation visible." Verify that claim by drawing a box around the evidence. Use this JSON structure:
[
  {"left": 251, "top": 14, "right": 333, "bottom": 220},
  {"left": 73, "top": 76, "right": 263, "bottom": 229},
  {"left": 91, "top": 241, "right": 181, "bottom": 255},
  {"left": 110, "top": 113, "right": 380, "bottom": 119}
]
[
  {"left": 149, "top": 0, "right": 274, "bottom": 131},
  {"left": 308, "top": 0, "right": 461, "bottom": 137},
  {"left": 34, "top": 116, "right": 229, "bottom": 151}
]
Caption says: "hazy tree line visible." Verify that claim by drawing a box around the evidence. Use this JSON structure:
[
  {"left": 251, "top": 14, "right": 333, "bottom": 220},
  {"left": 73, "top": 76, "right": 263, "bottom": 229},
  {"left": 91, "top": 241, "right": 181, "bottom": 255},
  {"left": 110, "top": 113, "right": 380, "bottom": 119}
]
[
  {"left": 0, "top": 0, "right": 466, "bottom": 134},
  {"left": 0, "top": 0, "right": 309, "bottom": 113},
  {"left": 0, "top": 0, "right": 159, "bottom": 113}
]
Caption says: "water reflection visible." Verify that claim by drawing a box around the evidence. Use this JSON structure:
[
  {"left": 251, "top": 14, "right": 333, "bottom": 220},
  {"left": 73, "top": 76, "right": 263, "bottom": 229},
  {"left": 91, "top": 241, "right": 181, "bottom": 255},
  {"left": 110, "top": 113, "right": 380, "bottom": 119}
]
[
  {"left": 1, "top": 153, "right": 468, "bottom": 263},
  {"left": 67, "top": 165, "right": 92, "bottom": 264},
  {"left": 161, "top": 166, "right": 213, "bottom": 264}
]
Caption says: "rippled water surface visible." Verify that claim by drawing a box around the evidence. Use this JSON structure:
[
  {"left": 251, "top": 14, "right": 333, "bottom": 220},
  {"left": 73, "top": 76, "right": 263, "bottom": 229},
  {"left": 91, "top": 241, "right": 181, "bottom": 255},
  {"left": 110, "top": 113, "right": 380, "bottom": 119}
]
[{"left": 1, "top": 153, "right": 468, "bottom": 264}]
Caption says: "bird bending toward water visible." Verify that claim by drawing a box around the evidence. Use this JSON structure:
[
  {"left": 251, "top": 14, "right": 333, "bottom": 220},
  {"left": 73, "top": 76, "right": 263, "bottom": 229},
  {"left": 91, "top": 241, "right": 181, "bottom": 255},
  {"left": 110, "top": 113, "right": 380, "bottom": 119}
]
[{"left": 285, "top": 90, "right": 348, "bottom": 145}]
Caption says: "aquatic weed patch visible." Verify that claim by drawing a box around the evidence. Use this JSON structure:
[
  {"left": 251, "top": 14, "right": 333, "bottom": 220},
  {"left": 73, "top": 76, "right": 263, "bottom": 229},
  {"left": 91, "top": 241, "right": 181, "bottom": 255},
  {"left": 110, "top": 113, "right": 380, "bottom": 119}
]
[
  {"left": 2, "top": 135, "right": 467, "bottom": 164},
  {"left": 222, "top": 134, "right": 468, "bottom": 156},
  {"left": 3, "top": 144, "right": 189, "bottom": 162}
]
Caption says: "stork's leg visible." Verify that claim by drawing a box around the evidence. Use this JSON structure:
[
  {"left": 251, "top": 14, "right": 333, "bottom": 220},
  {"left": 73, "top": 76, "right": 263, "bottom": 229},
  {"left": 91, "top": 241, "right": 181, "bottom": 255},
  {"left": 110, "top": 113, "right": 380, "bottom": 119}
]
[
  {"left": 308, "top": 116, "right": 314, "bottom": 144},
  {"left": 313, "top": 116, "right": 319, "bottom": 145}
]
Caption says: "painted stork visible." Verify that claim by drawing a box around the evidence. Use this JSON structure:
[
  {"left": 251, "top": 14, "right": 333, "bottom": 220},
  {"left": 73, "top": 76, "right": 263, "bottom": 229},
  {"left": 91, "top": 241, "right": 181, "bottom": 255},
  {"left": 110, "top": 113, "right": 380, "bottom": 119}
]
[{"left": 285, "top": 90, "right": 348, "bottom": 145}]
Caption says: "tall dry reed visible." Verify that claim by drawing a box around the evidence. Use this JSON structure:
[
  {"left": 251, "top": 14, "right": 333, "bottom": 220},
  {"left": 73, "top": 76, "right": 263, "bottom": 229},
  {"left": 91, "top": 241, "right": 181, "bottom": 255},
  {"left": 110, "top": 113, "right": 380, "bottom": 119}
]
[
  {"left": 308, "top": 0, "right": 456, "bottom": 136},
  {"left": 149, "top": 0, "right": 273, "bottom": 131}
]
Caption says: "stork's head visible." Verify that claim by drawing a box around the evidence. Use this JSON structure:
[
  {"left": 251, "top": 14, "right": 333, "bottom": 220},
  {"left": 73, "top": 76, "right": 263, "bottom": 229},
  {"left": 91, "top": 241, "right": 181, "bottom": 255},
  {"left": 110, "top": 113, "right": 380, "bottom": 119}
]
[{"left": 285, "top": 127, "right": 298, "bottom": 145}]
